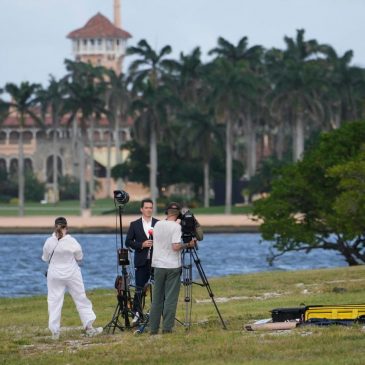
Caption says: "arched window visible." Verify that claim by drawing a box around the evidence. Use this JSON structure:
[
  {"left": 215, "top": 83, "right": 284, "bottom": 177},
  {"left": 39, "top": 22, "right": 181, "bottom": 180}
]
[
  {"left": 46, "top": 155, "right": 63, "bottom": 183},
  {"left": 9, "top": 131, "right": 19, "bottom": 144},
  {"left": 24, "top": 158, "right": 33, "bottom": 173},
  {"left": 0, "top": 158, "right": 6, "bottom": 173},
  {"left": 10, "top": 159, "right": 18, "bottom": 177},
  {"left": 23, "top": 131, "right": 32, "bottom": 144},
  {"left": 0, "top": 131, "right": 6, "bottom": 144}
]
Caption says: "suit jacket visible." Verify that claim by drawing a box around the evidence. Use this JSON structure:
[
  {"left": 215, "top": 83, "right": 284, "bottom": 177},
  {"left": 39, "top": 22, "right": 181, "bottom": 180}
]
[{"left": 125, "top": 217, "right": 158, "bottom": 267}]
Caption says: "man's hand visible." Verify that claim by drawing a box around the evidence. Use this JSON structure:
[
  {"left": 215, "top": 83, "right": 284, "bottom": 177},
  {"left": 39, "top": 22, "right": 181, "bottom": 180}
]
[
  {"left": 186, "top": 239, "right": 197, "bottom": 249},
  {"left": 142, "top": 240, "right": 153, "bottom": 249}
]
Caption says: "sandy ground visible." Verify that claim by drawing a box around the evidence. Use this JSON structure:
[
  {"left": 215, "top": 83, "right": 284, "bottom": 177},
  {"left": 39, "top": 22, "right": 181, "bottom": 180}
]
[{"left": 0, "top": 213, "right": 261, "bottom": 232}]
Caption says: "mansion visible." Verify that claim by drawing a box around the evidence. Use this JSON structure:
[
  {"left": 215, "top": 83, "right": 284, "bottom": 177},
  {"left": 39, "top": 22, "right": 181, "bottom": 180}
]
[{"left": 0, "top": 1, "right": 149, "bottom": 201}]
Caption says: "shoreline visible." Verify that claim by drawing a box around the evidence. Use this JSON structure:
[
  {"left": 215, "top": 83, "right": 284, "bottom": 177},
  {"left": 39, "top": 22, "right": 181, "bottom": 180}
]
[{"left": 0, "top": 214, "right": 261, "bottom": 234}]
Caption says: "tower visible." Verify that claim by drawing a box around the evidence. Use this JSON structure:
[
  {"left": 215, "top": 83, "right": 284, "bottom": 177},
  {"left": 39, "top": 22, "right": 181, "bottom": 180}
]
[{"left": 67, "top": 1, "right": 131, "bottom": 74}]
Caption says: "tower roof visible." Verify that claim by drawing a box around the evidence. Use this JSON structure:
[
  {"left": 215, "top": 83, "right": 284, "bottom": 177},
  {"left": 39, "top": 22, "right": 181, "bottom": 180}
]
[{"left": 67, "top": 12, "right": 131, "bottom": 39}]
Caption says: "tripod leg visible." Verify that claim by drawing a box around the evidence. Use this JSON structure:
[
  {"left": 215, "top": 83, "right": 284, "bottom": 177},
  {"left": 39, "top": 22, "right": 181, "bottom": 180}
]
[
  {"left": 182, "top": 250, "right": 193, "bottom": 329},
  {"left": 191, "top": 248, "right": 227, "bottom": 330}
]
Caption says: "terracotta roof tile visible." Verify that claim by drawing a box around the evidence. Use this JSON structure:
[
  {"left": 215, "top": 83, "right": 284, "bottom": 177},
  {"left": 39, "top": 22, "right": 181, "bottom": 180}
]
[{"left": 67, "top": 13, "right": 132, "bottom": 39}]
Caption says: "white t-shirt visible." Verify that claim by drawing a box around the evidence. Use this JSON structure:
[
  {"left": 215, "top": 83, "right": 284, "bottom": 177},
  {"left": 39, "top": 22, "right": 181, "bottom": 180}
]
[
  {"left": 152, "top": 220, "right": 182, "bottom": 269},
  {"left": 42, "top": 233, "right": 83, "bottom": 278}
]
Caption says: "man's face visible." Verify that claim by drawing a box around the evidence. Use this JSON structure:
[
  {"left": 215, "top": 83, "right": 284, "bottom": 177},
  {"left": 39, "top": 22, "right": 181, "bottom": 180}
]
[{"left": 141, "top": 202, "right": 153, "bottom": 219}]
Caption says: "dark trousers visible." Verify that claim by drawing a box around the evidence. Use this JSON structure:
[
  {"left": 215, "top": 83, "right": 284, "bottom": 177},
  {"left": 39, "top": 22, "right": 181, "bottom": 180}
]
[{"left": 133, "top": 260, "right": 151, "bottom": 314}]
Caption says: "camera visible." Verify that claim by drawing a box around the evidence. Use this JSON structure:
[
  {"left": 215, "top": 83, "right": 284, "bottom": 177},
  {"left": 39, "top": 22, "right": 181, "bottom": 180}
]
[
  {"left": 114, "top": 190, "right": 129, "bottom": 206},
  {"left": 180, "top": 209, "right": 197, "bottom": 243}
]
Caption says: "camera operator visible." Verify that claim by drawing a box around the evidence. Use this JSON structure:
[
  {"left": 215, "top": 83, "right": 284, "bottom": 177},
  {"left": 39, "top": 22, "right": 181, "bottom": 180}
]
[
  {"left": 149, "top": 202, "right": 196, "bottom": 335},
  {"left": 125, "top": 198, "right": 158, "bottom": 324}
]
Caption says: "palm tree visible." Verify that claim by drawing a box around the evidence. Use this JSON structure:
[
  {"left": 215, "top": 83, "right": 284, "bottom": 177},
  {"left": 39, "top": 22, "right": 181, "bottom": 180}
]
[
  {"left": 37, "top": 76, "right": 68, "bottom": 202},
  {"left": 127, "top": 39, "right": 175, "bottom": 211},
  {"left": 104, "top": 68, "right": 131, "bottom": 195},
  {"left": 319, "top": 46, "right": 365, "bottom": 129},
  {"left": 4, "top": 82, "right": 42, "bottom": 216},
  {"left": 208, "top": 36, "right": 262, "bottom": 212},
  {"left": 268, "top": 29, "right": 324, "bottom": 161},
  {"left": 64, "top": 60, "right": 107, "bottom": 213},
  {"left": 170, "top": 47, "right": 219, "bottom": 207}
]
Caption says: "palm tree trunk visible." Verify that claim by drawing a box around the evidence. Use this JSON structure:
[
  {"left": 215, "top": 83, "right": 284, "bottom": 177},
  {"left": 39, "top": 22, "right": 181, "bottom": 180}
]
[
  {"left": 203, "top": 160, "right": 210, "bottom": 208},
  {"left": 52, "top": 127, "right": 59, "bottom": 203},
  {"left": 89, "top": 118, "right": 95, "bottom": 205},
  {"left": 150, "top": 127, "right": 158, "bottom": 214},
  {"left": 293, "top": 116, "right": 304, "bottom": 161},
  {"left": 18, "top": 127, "right": 25, "bottom": 217},
  {"left": 276, "top": 123, "right": 285, "bottom": 160},
  {"left": 114, "top": 117, "right": 122, "bottom": 190},
  {"left": 79, "top": 133, "right": 87, "bottom": 213},
  {"left": 105, "top": 130, "right": 112, "bottom": 198},
  {"left": 245, "top": 115, "right": 257, "bottom": 179},
  {"left": 225, "top": 119, "right": 232, "bottom": 214}
]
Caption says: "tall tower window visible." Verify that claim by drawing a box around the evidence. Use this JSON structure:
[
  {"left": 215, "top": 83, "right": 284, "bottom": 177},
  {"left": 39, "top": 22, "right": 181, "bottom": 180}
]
[{"left": 97, "top": 39, "right": 102, "bottom": 50}]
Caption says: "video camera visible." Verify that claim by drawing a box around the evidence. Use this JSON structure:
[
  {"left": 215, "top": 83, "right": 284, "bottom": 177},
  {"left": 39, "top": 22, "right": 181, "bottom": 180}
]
[{"left": 179, "top": 209, "right": 198, "bottom": 243}]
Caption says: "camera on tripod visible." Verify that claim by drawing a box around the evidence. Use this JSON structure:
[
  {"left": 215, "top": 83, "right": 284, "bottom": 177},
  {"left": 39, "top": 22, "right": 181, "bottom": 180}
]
[{"left": 179, "top": 209, "right": 198, "bottom": 243}]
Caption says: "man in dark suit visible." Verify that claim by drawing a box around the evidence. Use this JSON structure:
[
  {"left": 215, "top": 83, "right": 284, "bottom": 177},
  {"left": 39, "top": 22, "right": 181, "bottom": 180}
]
[{"left": 125, "top": 198, "right": 158, "bottom": 322}]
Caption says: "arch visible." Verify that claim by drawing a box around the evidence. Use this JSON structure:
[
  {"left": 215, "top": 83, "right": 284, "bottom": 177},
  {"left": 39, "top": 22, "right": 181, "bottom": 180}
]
[
  {"left": 9, "top": 158, "right": 18, "bottom": 176},
  {"left": 23, "top": 131, "right": 33, "bottom": 144},
  {"left": 0, "top": 131, "right": 6, "bottom": 144},
  {"left": 36, "top": 130, "right": 46, "bottom": 140},
  {"left": 24, "top": 158, "right": 33, "bottom": 173},
  {"left": 9, "top": 131, "right": 19, "bottom": 144},
  {"left": 103, "top": 131, "right": 112, "bottom": 141},
  {"left": 93, "top": 130, "right": 101, "bottom": 142},
  {"left": 0, "top": 158, "right": 6, "bottom": 173},
  {"left": 119, "top": 130, "right": 128, "bottom": 143},
  {"left": 46, "top": 155, "right": 63, "bottom": 183}
]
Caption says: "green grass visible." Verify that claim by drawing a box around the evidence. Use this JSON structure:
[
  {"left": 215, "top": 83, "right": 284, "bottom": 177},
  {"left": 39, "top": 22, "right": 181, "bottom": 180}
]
[
  {"left": 0, "top": 199, "right": 253, "bottom": 216},
  {"left": 1, "top": 266, "right": 365, "bottom": 364}
]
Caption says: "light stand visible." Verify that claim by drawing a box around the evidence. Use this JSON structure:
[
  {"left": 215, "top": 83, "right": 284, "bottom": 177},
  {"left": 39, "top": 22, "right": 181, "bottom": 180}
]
[
  {"left": 104, "top": 191, "right": 135, "bottom": 333},
  {"left": 181, "top": 247, "right": 227, "bottom": 330}
]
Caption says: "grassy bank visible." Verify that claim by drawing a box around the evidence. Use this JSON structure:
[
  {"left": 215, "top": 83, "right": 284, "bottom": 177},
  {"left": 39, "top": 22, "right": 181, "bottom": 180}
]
[
  {"left": 2, "top": 266, "right": 365, "bottom": 364},
  {"left": 0, "top": 199, "right": 253, "bottom": 216}
]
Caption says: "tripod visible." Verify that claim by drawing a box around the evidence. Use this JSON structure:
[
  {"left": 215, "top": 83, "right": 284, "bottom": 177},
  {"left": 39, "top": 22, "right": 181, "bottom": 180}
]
[
  {"left": 181, "top": 247, "right": 227, "bottom": 330},
  {"left": 104, "top": 203, "right": 136, "bottom": 333}
]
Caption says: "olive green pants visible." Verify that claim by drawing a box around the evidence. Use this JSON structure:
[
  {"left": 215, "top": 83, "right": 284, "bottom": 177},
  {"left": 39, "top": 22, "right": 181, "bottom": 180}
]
[{"left": 149, "top": 267, "right": 181, "bottom": 334}]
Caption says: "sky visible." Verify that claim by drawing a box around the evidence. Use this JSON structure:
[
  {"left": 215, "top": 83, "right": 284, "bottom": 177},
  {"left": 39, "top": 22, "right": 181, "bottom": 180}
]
[{"left": 0, "top": 0, "right": 364, "bottom": 87}]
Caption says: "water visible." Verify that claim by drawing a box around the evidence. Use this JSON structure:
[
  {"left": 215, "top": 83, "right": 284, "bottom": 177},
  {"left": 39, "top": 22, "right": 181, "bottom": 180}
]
[{"left": 0, "top": 233, "right": 347, "bottom": 298}]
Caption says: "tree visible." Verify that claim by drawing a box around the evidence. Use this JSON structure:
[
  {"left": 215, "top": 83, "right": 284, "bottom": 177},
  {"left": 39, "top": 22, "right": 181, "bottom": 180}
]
[
  {"left": 253, "top": 121, "right": 365, "bottom": 265},
  {"left": 37, "top": 76, "right": 68, "bottom": 202},
  {"left": 4, "top": 82, "right": 42, "bottom": 216},
  {"left": 127, "top": 39, "right": 175, "bottom": 212},
  {"left": 104, "top": 69, "right": 131, "bottom": 195},
  {"left": 267, "top": 29, "right": 325, "bottom": 161},
  {"left": 64, "top": 60, "right": 107, "bottom": 212}
]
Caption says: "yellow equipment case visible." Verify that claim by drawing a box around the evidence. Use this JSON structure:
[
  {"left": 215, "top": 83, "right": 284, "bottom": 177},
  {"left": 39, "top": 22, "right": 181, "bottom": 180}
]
[{"left": 304, "top": 304, "right": 365, "bottom": 321}]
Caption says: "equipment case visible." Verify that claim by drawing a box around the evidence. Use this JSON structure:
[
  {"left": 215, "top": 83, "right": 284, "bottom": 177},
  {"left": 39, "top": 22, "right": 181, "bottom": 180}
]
[
  {"left": 271, "top": 307, "right": 306, "bottom": 322},
  {"left": 304, "top": 304, "right": 365, "bottom": 321}
]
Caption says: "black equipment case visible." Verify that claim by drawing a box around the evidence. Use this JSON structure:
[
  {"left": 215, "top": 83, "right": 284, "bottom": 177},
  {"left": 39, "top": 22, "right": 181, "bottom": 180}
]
[{"left": 271, "top": 307, "right": 306, "bottom": 322}]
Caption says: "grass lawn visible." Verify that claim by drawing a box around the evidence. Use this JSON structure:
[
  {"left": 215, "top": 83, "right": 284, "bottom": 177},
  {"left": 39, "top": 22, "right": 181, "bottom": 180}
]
[
  {"left": 0, "top": 199, "right": 253, "bottom": 216},
  {"left": 1, "top": 265, "right": 365, "bottom": 364}
]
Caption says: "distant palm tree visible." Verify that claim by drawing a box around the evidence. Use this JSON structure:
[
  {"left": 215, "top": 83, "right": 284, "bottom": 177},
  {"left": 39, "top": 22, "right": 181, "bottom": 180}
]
[
  {"left": 268, "top": 29, "right": 324, "bottom": 161},
  {"left": 4, "top": 82, "right": 42, "bottom": 216},
  {"left": 127, "top": 39, "right": 175, "bottom": 211},
  {"left": 64, "top": 60, "right": 107, "bottom": 212},
  {"left": 104, "top": 69, "right": 131, "bottom": 195},
  {"left": 37, "top": 76, "right": 68, "bottom": 202}
]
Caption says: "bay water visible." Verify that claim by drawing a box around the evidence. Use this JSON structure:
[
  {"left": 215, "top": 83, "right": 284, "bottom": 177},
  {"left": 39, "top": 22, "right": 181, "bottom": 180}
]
[{"left": 0, "top": 233, "right": 347, "bottom": 298}]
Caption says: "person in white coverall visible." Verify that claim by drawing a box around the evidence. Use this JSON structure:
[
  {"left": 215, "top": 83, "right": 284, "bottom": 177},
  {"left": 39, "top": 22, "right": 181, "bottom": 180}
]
[{"left": 42, "top": 217, "right": 102, "bottom": 340}]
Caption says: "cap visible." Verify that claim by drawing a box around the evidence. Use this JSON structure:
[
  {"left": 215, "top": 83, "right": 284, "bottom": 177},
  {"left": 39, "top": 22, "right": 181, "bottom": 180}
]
[
  {"left": 165, "top": 202, "right": 181, "bottom": 215},
  {"left": 55, "top": 216, "right": 67, "bottom": 226}
]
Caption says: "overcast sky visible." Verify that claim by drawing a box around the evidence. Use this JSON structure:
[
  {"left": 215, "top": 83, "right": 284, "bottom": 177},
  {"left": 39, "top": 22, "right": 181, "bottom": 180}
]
[{"left": 0, "top": 0, "right": 364, "bottom": 87}]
